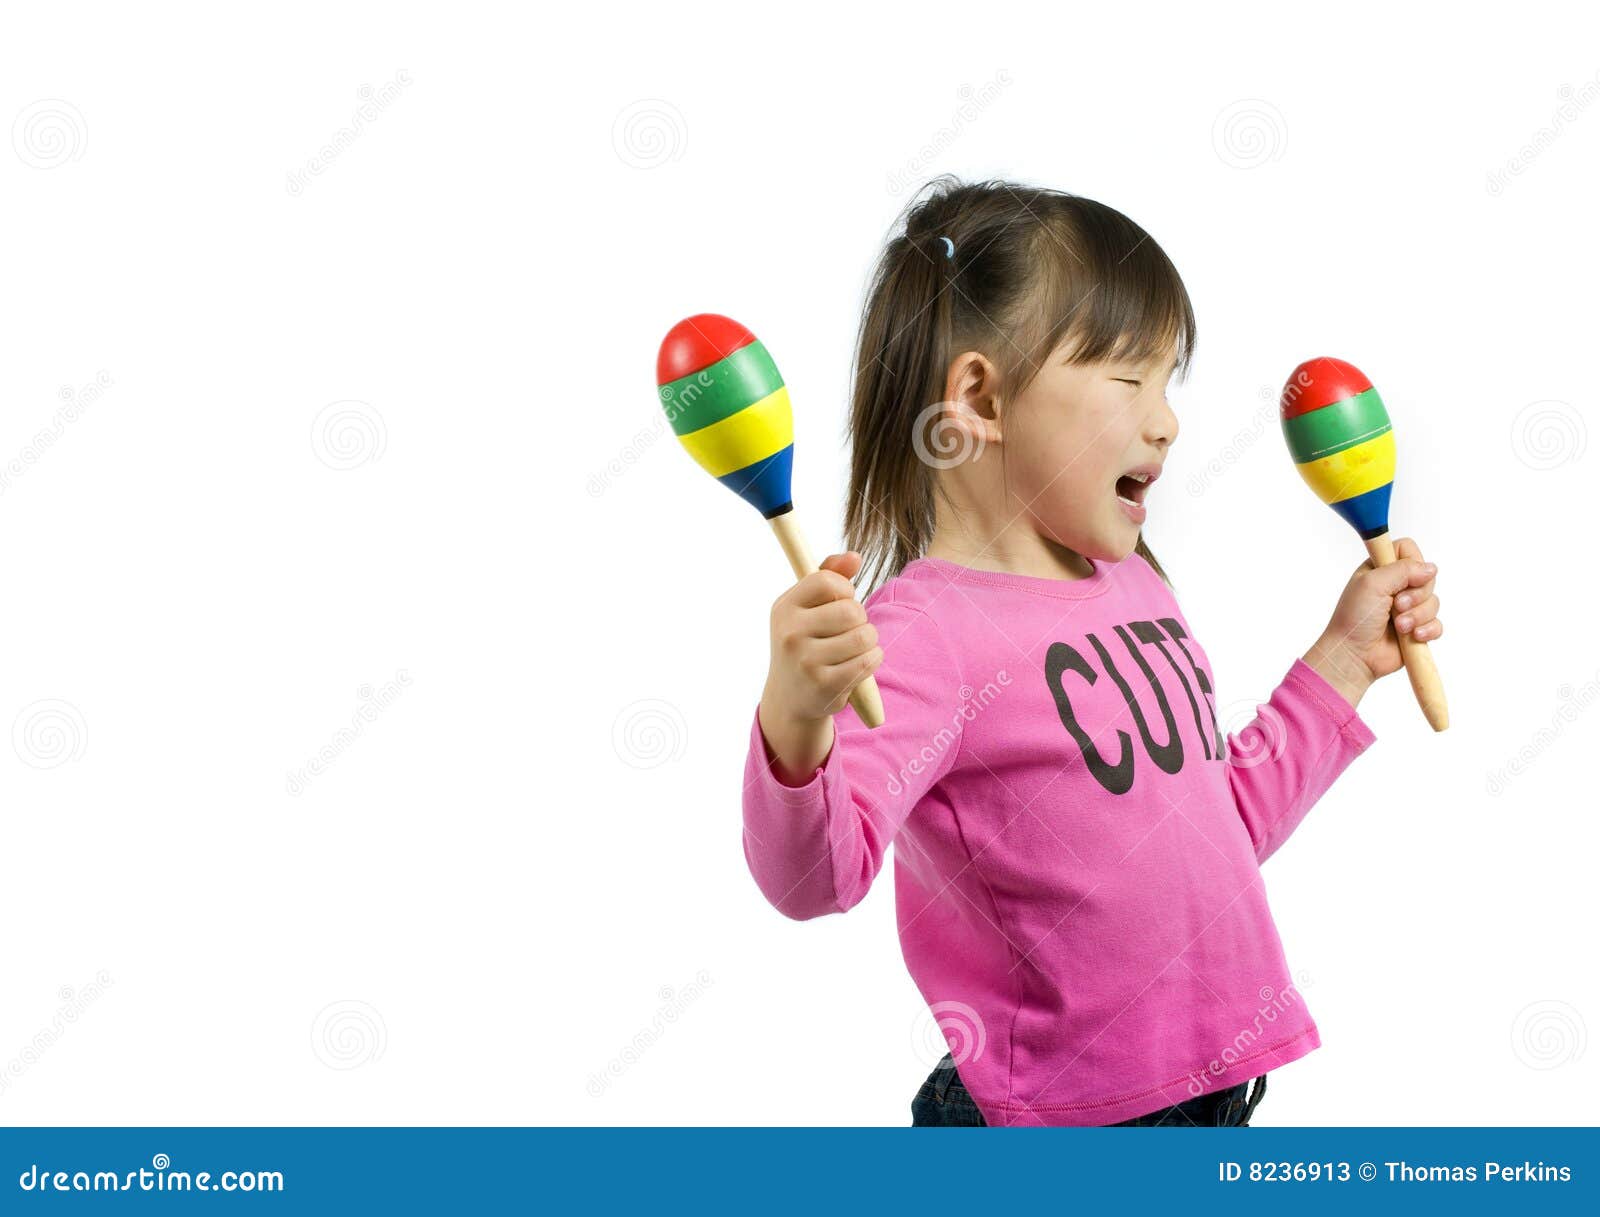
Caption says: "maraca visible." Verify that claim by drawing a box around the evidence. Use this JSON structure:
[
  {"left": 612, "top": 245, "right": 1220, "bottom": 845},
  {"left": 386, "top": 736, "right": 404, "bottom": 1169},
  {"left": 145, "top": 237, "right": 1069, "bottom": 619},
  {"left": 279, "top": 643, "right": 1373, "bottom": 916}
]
[
  {"left": 1280, "top": 356, "right": 1448, "bottom": 731},
  {"left": 657, "top": 314, "right": 886, "bottom": 729}
]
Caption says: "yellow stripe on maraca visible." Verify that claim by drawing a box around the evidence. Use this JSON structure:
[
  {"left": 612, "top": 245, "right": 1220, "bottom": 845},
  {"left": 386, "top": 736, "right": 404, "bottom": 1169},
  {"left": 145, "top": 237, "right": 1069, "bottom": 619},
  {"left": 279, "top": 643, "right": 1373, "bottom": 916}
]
[
  {"left": 675, "top": 385, "right": 793, "bottom": 479},
  {"left": 1293, "top": 427, "right": 1395, "bottom": 505}
]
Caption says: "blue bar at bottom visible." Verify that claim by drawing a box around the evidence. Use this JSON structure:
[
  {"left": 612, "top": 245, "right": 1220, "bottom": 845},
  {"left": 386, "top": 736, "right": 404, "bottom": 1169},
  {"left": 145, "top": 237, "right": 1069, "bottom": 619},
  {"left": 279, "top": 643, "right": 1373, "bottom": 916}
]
[{"left": 1, "top": 1127, "right": 1594, "bottom": 1214}]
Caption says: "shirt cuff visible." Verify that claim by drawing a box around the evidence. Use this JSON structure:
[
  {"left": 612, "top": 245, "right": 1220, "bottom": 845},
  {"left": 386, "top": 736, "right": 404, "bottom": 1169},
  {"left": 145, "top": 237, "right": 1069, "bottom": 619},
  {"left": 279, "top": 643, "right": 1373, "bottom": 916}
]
[
  {"left": 749, "top": 703, "right": 838, "bottom": 805},
  {"left": 1284, "top": 657, "right": 1377, "bottom": 749}
]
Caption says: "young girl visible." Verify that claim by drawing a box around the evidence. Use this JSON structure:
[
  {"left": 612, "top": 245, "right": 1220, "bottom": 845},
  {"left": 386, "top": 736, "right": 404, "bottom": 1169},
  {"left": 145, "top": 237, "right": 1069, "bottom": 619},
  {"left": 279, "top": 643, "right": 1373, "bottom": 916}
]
[{"left": 741, "top": 178, "right": 1444, "bottom": 1128}]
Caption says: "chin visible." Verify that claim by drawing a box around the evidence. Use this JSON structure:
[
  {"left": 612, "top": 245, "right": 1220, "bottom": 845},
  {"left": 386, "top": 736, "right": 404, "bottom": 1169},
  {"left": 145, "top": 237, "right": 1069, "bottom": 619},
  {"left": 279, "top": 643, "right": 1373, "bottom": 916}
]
[
  {"left": 1087, "top": 523, "right": 1143, "bottom": 562},
  {"left": 1038, "top": 518, "right": 1138, "bottom": 565},
  {"left": 1106, "top": 541, "right": 1141, "bottom": 563}
]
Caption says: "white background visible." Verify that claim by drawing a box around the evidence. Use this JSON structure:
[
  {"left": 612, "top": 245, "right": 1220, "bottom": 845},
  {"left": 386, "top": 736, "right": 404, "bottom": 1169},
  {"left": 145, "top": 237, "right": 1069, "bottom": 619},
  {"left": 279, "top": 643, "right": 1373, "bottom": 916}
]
[{"left": 2, "top": 1, "right": 1595, "bottom": 1127}]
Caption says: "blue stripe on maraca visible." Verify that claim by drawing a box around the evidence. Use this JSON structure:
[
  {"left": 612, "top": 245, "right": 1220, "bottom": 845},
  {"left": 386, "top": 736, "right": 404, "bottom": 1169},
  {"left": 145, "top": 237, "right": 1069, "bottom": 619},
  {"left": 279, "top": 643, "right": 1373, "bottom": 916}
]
[
  {"left": 716, "top": 444, "right": 794, "bottom": 519},
  {"left": 1329, "top": 481, "right": 1393, "bottom": 540}
]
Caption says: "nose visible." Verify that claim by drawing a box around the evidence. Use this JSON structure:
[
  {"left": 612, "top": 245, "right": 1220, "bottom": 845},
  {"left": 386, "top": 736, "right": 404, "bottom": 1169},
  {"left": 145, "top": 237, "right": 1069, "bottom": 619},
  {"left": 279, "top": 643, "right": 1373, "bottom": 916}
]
[{"left": 1149, "top": 393, "right": 1179, "bottom": 449}]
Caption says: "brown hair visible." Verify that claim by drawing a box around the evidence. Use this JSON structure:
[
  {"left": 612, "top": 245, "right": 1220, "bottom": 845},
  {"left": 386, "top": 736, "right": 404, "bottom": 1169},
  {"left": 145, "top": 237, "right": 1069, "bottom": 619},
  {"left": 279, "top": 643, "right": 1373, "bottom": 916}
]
[{"left": 844, "top": 177, "right": 1196, "bottom": 595}]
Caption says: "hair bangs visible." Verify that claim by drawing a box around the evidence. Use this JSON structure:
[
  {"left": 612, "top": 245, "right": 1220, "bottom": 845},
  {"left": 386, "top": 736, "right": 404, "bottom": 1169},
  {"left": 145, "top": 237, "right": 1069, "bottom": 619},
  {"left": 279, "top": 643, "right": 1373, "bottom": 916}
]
[{"left": 1010, "top": 208, "right": 1197, "bottom": 391}]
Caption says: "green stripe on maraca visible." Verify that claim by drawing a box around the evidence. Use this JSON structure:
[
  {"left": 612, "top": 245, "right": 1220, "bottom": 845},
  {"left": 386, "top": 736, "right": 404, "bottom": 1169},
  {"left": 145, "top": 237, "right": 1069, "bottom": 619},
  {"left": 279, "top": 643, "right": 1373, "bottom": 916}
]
[
  {"left": 1281, "top": 386, "right": 1393, "bottom": 465},
  {"left": 658, "top": 341, "right": 785, "bottom": 437}
]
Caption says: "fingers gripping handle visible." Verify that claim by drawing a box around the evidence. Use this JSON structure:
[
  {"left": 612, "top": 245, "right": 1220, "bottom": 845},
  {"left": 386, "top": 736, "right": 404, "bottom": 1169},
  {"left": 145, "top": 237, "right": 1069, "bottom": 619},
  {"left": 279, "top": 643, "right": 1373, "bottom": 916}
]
[
  {"left": 1366, "top": 532, "right": 1450, "bottom": 732},
  {"left": 767, "top": 511, "right": 886, "bottom": 729}
]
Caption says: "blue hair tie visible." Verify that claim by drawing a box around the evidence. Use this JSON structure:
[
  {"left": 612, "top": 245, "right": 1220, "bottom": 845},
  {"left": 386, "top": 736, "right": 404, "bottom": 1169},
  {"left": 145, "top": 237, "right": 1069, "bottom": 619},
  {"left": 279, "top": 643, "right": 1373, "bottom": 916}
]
[{"left": 938, "top": 236, "right": 955, "bottom": 260}]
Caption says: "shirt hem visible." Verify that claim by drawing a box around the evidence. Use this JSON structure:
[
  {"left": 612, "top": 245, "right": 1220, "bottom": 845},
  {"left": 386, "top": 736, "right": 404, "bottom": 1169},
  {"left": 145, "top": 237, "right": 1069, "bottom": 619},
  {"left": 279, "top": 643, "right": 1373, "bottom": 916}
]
[{"left": 974, "top": 1022, "right": 1321, "bottom": 1127}]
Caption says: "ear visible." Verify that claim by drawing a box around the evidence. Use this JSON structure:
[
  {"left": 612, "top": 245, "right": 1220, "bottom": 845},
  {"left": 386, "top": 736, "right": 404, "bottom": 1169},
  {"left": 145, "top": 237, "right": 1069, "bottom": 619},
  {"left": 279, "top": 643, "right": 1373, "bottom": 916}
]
[{"left": 942, "top": 351, "right": 1005, "bottom": 450}]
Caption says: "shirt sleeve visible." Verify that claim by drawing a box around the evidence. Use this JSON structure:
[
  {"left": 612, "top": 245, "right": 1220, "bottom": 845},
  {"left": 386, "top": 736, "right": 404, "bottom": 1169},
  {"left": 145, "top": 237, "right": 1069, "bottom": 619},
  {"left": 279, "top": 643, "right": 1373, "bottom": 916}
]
[
  {"left": 741, "top": 589, "right": 969, "bottom": 920},
  {"left": 1225, "top": 656, "right": 1377, "bottom": 862}
]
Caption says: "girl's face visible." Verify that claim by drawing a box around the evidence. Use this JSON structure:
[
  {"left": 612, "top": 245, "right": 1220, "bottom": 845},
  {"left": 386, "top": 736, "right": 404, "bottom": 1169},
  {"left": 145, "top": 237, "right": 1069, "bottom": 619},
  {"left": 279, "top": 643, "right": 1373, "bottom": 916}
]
[{"left": 1002, "top": 344, "right": 1181, "bottom": 562}]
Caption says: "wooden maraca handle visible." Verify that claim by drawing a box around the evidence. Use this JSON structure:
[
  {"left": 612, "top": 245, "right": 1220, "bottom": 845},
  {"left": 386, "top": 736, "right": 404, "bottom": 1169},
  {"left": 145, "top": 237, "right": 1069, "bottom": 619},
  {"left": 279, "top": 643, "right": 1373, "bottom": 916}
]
[
  {"left": 767, "top": 511, "right": 886, "bottom": 729},
  {"left": 1365, "top": 532, "right": 1449, "bottom": 732}
]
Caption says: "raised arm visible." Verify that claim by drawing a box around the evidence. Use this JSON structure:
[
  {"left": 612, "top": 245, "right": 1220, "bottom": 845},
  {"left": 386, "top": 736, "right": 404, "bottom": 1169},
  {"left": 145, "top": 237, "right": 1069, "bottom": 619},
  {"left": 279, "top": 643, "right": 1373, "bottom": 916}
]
[{"left": 742, "top": 564, "right": 967, "bottom": 919}]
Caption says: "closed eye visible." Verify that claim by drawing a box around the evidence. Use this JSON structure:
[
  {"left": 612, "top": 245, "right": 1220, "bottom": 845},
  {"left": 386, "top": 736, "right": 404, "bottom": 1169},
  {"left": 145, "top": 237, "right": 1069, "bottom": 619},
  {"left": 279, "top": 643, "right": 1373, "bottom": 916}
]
[{"left": 1113, "top": 378, "right": 1141, "bottom": 386}]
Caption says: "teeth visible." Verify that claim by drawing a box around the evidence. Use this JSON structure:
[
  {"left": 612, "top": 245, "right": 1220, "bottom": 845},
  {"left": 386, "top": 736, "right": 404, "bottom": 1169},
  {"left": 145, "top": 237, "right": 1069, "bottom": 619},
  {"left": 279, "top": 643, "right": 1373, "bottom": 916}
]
[{"left": 1127, "top": 472, "right": 1151, "bottom": 483}]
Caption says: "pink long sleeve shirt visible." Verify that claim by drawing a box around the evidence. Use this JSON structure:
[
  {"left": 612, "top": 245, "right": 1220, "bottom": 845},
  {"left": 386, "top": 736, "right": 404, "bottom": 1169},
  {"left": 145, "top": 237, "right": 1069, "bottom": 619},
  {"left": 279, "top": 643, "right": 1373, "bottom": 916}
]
[{"left": 742, "top": 552, "right": 1376, "bottom": 1127}]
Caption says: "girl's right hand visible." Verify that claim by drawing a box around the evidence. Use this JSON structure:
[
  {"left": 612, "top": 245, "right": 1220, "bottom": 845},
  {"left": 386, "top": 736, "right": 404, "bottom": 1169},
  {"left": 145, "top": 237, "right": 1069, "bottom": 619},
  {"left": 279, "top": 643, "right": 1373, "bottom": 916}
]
[{"left": 757, "top": 551, "right": 885, "bottom": 783}]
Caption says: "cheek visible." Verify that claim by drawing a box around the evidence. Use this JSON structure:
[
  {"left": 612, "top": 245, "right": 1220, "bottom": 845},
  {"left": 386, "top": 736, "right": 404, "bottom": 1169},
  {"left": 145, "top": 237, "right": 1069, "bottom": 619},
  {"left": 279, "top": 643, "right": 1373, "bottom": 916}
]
[
  {"left": 1033, "top": 471, "right": 1104, "bottom": 526},
  {"left": 1003, "top": 398, "right": 1121, "bottom": 517},
  {"left": 1007, "top": 438, "right": 1105, "bottom": 521}
]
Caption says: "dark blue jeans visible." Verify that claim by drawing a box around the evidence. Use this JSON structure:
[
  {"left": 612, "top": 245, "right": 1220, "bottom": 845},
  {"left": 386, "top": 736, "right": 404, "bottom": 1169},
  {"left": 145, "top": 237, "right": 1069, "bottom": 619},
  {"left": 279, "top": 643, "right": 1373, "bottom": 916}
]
[{"left": 911, "top": 1053, "right": 1267, "bottom": 1127}]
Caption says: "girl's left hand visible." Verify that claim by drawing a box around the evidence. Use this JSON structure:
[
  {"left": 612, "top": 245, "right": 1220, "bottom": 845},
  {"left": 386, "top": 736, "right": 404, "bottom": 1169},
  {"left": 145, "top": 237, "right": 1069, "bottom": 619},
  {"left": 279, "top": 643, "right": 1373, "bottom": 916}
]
[{"left": 1317, "top": 537, "right": 1444, "bottom": 682}]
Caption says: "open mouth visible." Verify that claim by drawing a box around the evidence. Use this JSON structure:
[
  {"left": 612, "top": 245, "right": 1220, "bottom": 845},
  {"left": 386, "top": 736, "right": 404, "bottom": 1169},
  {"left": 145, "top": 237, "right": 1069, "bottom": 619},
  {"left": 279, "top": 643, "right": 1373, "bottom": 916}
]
[{"left": 1114, "top": 471, "right": 1154, "bottom": 509}]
